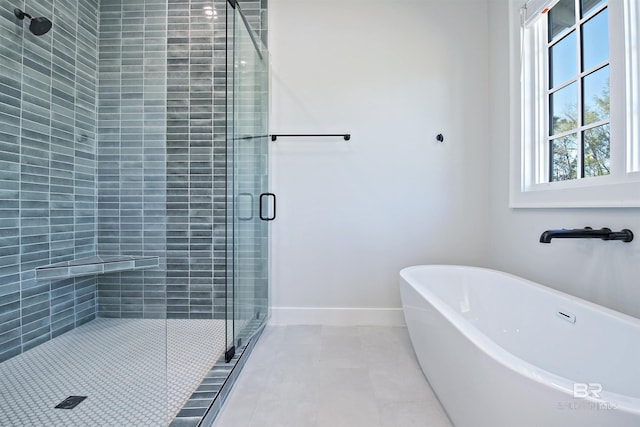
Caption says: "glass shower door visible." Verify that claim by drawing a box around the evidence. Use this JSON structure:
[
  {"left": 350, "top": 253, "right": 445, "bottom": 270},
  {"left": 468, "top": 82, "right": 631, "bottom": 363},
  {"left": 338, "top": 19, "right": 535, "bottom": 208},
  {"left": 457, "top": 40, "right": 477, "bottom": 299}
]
[{"left": 226, "top": 1, "right": 270, "bottom": 358}]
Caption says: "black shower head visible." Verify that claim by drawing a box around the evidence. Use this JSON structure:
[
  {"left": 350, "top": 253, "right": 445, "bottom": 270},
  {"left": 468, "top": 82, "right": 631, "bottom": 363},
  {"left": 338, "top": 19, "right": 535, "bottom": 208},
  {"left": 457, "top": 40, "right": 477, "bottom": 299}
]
[
  {"left": 29, "top": 16, "right": 52, "bottom": 36},
  {"left": 14, "top": 8, "right": 52, "bottom": 36}
]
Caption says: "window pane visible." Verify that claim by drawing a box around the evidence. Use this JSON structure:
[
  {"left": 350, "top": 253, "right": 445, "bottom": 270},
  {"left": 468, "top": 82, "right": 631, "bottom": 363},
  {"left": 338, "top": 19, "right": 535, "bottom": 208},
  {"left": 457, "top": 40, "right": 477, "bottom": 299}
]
[
  {"left": 549, "top": 0, "right": 575, "bottom": 42},
  {"left": 551, "top": 134, "right": 578, "bottom": 181},
  {"left": 550, "top": 82, "right": 577, "bottom": 135},
  {"left": 584, "top": 125, "right": 610, "bottom": 177},
  {"left": 582, "top": 65, "right": 609, "bottom": 125},
  {"left": 549, "top": 31, "right": 576, "bottom": 88},
  {"left": 581, "top": 0, "right": 605, "bottom": 18},
  {"left": 581, "top": 8, "right": 609, "bottom": 71}
]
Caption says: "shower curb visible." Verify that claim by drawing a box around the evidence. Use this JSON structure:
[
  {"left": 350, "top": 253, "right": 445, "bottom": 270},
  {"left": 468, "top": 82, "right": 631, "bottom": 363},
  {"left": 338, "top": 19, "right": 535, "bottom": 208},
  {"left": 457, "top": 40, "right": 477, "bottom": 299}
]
[{"left": 169, "top": 321, "right": 266, "bottom": 427}]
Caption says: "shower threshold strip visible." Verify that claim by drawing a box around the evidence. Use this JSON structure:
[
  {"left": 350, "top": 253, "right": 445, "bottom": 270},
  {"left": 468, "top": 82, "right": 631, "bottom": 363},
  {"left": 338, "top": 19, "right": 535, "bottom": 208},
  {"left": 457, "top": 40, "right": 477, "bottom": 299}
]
[{"left": 170, "top": 319, "right": 266, "bottom": 427}]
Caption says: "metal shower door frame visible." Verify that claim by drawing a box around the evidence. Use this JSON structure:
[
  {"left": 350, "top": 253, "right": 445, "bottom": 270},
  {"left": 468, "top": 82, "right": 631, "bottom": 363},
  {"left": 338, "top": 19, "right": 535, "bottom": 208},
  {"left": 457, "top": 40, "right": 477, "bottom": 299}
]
[{"left": 224, "top": 0, "right": 270, "bottom": 362}]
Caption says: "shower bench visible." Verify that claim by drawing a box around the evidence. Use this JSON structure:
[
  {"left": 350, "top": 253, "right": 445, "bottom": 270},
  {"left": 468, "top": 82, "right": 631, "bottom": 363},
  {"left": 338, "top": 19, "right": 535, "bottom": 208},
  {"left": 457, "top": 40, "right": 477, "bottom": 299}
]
[{"left": 35, "top": 255, "right": 159, "bottom": 281}]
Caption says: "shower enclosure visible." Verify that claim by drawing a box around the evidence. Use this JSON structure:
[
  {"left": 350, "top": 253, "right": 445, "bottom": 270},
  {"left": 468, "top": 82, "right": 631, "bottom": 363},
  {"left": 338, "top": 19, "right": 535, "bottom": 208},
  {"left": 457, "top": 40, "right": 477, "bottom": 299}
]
[
  {"left": 0, "top": 0, "right": 269, "bottom": 425},
  {"left": 226, "top": 0, "right": 270, "bottom": 360}
]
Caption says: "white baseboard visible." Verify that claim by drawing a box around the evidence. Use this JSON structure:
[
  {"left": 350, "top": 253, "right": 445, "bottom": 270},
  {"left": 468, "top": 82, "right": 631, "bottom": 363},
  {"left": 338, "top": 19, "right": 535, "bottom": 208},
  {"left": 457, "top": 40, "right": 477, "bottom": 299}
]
[{"left": 269, "top": 307, "right": 406, "bottom": 326}]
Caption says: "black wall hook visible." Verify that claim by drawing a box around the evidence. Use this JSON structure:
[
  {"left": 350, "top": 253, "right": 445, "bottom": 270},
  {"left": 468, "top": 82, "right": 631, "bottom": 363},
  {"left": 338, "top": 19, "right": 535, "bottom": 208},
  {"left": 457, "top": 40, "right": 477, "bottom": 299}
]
[{"left": 436, "top": 134, "right": 444, "bottom": 143}]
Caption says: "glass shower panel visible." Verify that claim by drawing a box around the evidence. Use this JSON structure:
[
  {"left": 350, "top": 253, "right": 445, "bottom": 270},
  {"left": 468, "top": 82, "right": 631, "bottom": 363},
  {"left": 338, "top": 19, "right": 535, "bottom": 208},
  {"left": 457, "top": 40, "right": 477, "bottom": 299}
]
[
  {"left": 0, "top": 0, "right": 172, "bottom": 419},
  {"left": 225, "top": 0, "right": 236, "bottom": 359},
  {"left": 226, "top": 2, "right": 269, "bottom": 355}
]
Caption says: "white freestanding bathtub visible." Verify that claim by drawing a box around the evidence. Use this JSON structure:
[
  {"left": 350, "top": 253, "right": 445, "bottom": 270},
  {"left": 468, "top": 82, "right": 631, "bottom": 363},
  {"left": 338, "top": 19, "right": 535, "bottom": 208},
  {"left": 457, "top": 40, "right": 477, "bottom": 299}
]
[{"left": 400, "top": 265, "right": 640, "bottom": 427}]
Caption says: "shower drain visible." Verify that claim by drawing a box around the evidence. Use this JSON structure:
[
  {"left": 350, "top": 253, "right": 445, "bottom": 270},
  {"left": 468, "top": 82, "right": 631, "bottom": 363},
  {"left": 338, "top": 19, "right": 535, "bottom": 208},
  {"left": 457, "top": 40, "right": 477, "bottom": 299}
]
[{"left": 55, "top": 396, "right": 87, "bottom": 409}]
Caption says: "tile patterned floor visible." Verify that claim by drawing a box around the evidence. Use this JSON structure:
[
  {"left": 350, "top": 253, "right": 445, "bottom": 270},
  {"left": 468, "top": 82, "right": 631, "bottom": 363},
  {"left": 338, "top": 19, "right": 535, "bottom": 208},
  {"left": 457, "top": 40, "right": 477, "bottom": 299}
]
[
  {"left": 0, "top": 318, "right": 226, "bottom": 427},
  {"left": 212, "top": 325, "right": 453, "bottom": 427}
]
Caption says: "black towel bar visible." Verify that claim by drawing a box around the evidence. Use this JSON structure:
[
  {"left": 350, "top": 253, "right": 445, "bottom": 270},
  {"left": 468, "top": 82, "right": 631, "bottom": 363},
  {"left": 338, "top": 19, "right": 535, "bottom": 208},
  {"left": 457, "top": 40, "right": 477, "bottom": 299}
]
[{"left": 270, "top": 134, "right": 350, "bottom": 142}]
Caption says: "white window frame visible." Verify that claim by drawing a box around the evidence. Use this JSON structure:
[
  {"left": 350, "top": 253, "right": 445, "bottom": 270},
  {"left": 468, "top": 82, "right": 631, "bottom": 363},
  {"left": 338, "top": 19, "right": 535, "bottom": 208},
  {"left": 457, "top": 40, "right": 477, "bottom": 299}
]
[{"left": 510, "top": 0, "right": 640, "bottom": 208}]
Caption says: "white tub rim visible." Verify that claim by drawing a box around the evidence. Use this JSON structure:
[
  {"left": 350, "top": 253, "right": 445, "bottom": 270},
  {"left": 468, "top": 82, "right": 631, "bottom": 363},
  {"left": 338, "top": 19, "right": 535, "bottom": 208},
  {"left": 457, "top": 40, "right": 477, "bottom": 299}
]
[{"left": 400, "top": 264, "right": 640, "bottom": 413}]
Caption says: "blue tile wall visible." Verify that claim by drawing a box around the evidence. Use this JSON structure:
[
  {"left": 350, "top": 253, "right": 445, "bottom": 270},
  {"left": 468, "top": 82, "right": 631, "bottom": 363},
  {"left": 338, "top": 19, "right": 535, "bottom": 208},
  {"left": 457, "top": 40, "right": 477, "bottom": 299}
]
[
  {"left": 165, "top": 0, "right": 225, "bottom": 320},
  {"left": 0, "top": 0, "right": 99, "bottom": 363},
  {"left": 0, "top": 0, "right": 266, "bottom": 361},
  {"left": 98, "top": 0, "right": 265, "bottom": 320},
  {"left": 96, "top": 0, "right": 168, "bottom": 319}
]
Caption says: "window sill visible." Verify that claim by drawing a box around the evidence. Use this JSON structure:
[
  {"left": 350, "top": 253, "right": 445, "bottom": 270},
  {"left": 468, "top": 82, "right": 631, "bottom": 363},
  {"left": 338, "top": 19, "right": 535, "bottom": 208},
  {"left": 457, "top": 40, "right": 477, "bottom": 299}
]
[{"left": 510, "top": 177, "right": 640, "bottom": 208}]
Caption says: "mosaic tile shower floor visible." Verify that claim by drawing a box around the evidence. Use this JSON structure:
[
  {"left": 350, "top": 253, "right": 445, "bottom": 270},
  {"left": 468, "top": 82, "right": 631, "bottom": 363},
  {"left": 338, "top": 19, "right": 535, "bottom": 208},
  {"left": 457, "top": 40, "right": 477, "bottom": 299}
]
[{"left": 0, "top": 318, "right": 227, "bottom": 426}]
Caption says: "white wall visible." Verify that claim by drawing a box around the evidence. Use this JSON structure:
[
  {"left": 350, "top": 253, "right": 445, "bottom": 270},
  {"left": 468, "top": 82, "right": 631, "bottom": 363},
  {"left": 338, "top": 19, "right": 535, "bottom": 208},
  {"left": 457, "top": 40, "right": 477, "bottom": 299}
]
[
  {"left": 488, "top": 0, "right": 640, "bottom": 319},
  {"left": 269, "top": 0, "right": 491, "bottom": 324}
]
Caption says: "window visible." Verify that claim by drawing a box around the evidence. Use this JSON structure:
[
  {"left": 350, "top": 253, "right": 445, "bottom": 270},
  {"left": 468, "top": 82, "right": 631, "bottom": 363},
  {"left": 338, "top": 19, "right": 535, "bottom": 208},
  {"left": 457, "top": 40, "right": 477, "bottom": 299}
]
[
  {"left": 511, "top": 0, "right": 640, "bottom": 207},
  {"left": 548, "top": 0, "right": 610, "bottom": 182}
]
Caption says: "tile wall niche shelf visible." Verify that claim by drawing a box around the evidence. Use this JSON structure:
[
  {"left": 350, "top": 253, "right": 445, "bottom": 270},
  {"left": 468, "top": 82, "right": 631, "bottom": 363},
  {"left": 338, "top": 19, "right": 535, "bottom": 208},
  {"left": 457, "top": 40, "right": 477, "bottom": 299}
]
[{"left": 35, "top": 255, "right": 160, "bottom": 281}]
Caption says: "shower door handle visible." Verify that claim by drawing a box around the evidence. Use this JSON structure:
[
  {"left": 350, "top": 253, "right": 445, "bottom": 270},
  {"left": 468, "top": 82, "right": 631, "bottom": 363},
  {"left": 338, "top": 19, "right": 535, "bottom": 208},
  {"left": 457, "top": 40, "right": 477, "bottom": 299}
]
[
  {"left": 237, "top": 193, "right": 254, "bottom": 220},
  {"left": 259, "top": 193, "right": 276, "bottom": 221}
]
